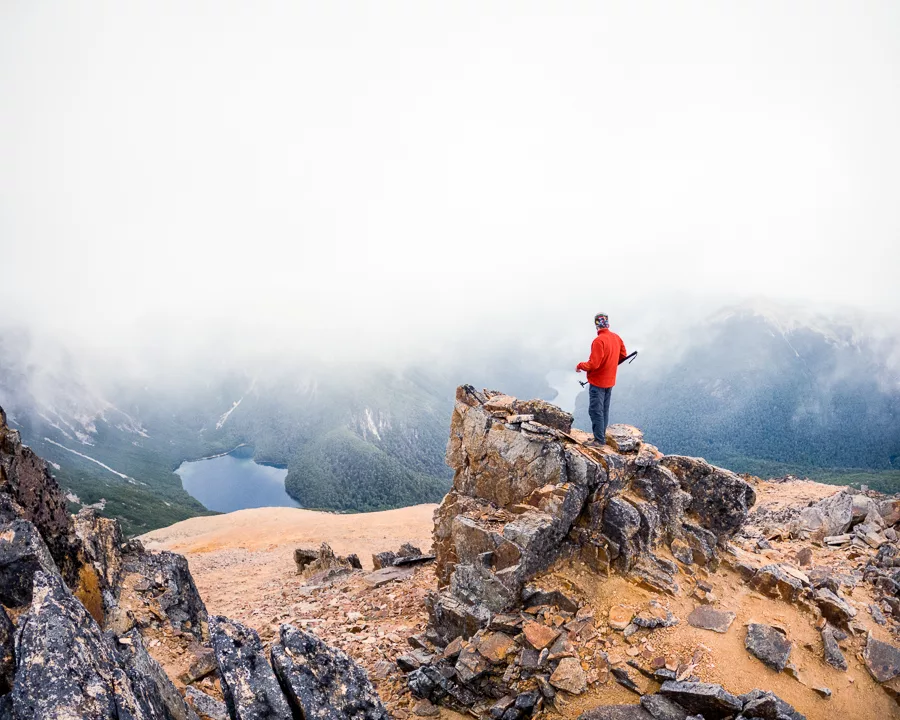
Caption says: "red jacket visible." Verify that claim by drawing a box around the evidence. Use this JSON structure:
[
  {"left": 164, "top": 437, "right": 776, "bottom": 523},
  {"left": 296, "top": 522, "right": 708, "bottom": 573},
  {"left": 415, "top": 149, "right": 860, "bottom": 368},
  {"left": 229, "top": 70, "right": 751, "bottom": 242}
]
[{"left": 578, "top": 329, "right": 627, "bottom": 388}]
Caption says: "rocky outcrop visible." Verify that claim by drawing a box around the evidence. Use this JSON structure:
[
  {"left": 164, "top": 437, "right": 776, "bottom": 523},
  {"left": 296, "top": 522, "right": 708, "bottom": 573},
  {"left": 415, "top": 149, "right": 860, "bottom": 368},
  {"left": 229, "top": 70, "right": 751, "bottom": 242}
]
[
  {"left": 209, "top": 615, "right": 294, "bottom": 719},
  {"left": 270, "top": 624, "right": 390, "bottom": 720},
  {"left": 295, "top": 541, "right": 361, "bottom": 582},
  {"left": 0, "top": 407, "right": 82, "bottom": 585},
  {"left": 0, "top": 604, "right": 13, "bottom": 696},
  {"left": 10, "top": 571, "right": 157, "bottom": 719},
  {"left": 429, "top": 386, "right": 755, "bottom": 647}
]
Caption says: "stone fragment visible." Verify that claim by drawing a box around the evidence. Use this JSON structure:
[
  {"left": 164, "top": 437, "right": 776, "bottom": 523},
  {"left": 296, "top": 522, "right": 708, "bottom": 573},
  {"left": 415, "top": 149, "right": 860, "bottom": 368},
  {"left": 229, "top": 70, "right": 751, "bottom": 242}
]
[
  {"left": 814, "top": 588, "right": 856, "bottom": 626},
  {"left": 821, "top": 627, "right": 847, "bottom": 671},
  {"left": 363, "top": 566, "right": 414, "bottom": 587},
  {"left": 373, "top": 551, "right": 397, "bottom": 570},
  {"left": 633, "top": 603, "right": 678, "bottom": 629},
  {"left": 294, "top": 547, "right": 318, "bottom": 573},
  {"left": 813, "top": 687, "right": 831, "bottom": 698},
  {"left": 687, "top": 606, "right": 735, "bottom": 634},
  {"left": 795, "top": 547, "right": 813, "bottom": 566},
  {"left": 523, "top": 621, "right": 560, "bottom": 650},
  {"left": 658, "top": 681, "right": 742, "bottom": 718},
  {"left": 179, "top": 647, "right": 217, "bottom": 684},
  {"left": 745, "top": 623, "right": 792, "bottom": 671},
  {"left": 863, "top": 634, "right": 900, "bottom": 683},
  {"left": 477, "top": 632, "right": 515, "bottom": 664},
  {"left": 271, "top": 624, "right": 389, "bottom": 720},
  {"left": 640, "top": 693, "right": 688, "bottom": 720},
  {"left": 606, "top": 424, "right": 644, "bottom": 453},
  {"left": 611, "top": 666, "right": 642, "bottom": 694},
  {"left": 413, "top": 698, "right": 441, "bottom": 716},
  {"left": 209, "top": 615, "right": 292, "bottom": 720},
  {"left": 550, "top": 656, "right": 587, "bottom": 694},
  {"left": 609, "top": 605, "right": 634, "bottom": 631},
  {"left": 738, "top": 689, "right": 806, "bottom": 720},
  {"left": 750, "top": 565, "right": 805, "bottom": 602},
  {"left": 455, "top": 644, "right": 490, "bottom": 683},
  {"left": 185, "top": 686, "right": 230, "bottom": 720}
]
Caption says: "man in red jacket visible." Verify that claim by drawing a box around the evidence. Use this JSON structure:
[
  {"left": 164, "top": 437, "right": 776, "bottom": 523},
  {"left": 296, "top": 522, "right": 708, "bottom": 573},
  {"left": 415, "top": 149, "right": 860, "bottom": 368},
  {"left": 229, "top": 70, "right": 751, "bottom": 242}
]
[{"left": 576, "top": 312, "right": 627, "bottom": 445}]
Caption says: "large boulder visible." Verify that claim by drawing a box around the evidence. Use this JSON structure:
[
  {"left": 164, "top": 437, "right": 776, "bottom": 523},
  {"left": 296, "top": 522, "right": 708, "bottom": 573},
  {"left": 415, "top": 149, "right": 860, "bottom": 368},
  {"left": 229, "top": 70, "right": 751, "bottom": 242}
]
[
  {"left": 798, "top": 492, "right": 853, "bottom": 537},
  {"left": 10, "top": 571, "right": 154, "bottom": 720},
  {"left": 209, "top": 615, "right": 293, "bottom": 720},
  {"left": 270, "top": 623, "right": 390, "bottom": 720}
]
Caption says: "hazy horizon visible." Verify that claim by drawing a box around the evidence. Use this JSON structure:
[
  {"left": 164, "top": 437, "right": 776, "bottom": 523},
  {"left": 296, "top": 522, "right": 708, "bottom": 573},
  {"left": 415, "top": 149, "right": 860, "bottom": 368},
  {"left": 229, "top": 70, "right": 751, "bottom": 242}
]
[{"left": 3, "top": 3, "right": 899, "bottom": 367}]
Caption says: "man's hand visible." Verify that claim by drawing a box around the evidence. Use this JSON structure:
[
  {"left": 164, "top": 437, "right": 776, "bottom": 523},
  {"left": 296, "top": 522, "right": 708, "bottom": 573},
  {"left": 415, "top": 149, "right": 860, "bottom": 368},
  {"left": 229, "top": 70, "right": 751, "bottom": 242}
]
[{"left": 575, "top": 365, "right": 583, "bottom": 373}]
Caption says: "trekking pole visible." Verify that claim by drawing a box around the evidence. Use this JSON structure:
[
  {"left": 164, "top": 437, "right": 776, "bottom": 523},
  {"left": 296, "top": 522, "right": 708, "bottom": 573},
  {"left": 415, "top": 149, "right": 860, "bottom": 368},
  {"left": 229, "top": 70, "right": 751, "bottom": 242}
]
[{"left": 578, "top": 351, "right": 638, "bottom": 387}]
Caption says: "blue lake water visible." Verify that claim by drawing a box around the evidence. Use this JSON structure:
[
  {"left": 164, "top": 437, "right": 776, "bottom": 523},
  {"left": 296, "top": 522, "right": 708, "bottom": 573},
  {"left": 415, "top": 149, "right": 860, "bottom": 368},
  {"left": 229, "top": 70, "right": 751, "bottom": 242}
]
[{"left": 176, "top": 453, "right": 299, "bottom": 513}]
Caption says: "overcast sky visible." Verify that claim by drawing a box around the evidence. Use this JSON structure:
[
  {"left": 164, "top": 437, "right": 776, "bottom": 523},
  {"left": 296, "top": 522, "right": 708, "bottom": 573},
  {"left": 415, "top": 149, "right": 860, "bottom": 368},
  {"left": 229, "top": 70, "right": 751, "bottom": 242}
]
[{"left": 1, "top": 1, "right": 898, "bottom": 358}]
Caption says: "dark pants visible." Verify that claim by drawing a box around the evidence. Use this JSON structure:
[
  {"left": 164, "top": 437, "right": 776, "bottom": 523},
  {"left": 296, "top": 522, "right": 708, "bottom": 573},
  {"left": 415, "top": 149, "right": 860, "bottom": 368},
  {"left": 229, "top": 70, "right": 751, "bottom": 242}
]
[{"left": 588, "top": 385, "right": 612, "bottom": 443}]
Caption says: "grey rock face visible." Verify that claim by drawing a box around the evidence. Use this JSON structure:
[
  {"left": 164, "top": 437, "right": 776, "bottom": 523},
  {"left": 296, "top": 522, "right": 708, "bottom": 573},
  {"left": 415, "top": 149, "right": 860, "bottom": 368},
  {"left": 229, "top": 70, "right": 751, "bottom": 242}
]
[
  {"left": 863, "top": 633, "right": 900, "bottom": 683},
  {"left": 209, "top": 615, "right": 293, "bottom": 720},
  {"left": 185, "top": 687, "right": 230, "bottom": 720},
  {"left": 657, "top": 681, "right": 742, "bottom": 719},
  {"left": 639, "top": 694, "right": 688, "bottom": 720},
  {"left": 745, "top": 624, "right": 792, "bottom": 671},
  {"left": 270, "top": 623, "right": 389, "bottom": 720},
  {"left": 116, "top": 628, "right": 201, "bottom": 720},
  {"left": 10, "top": 571, "right": 152, "bottom": 720},
  {"left": 686, "top": 606, "right": 735, "bottom": 634},
  {"left": 739, "top": 689, "right": 806, "bottom": 720},
  {"left": 0, "top": 410, "right": 81, "bottom": 585},
  {"left": 0, "top": 518, "right": 60, "bottom": 606},
  {"left": 125, "top": 550, "right": 208, "bottom": 640},
  {"left": 0, "top": 604, "right": 13, "bottom": 695},
  {"left": 659, "top": 456, "right": 756, "bottom": 537}
]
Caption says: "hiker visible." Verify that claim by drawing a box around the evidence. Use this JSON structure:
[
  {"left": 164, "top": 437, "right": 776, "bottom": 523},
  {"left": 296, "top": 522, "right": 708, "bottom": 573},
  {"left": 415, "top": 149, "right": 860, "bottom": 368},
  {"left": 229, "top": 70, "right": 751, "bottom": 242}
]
[{"left": 576, "top": 312, "right": 627, "bottom": 445}]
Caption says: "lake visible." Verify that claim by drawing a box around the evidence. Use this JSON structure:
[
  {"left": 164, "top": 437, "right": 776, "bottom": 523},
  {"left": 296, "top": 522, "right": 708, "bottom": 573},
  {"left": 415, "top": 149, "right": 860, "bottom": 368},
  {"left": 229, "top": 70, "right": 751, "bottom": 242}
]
[{"left": 175, "top": 452, "right": 300, "bottom": 513}]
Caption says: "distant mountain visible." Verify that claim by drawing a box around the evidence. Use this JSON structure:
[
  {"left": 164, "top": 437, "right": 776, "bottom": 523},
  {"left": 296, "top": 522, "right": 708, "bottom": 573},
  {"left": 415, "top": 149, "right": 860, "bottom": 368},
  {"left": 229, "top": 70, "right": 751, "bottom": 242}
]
[
  {"left": 0, "top": 329, "right": 555, "bottom": 534},
  {"left": 575, "top": 302, "right": 900, "bottom": 484}
]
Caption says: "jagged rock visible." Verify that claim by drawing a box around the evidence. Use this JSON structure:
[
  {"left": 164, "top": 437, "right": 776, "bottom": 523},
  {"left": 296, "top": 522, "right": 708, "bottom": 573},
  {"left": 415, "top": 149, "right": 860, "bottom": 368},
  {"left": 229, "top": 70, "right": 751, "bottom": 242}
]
[
  {"left": 659, "top": 456, "right": 756, "bottom": 537},
  {"left": 294, "top": 547, "right": 319, "bottom": 573},
  {"left": 750, "top": 564, "right": 805, "bottom": 602},
  {"left": 475, "top": 631, "right": 515, "bottom": 664},
  {"left": 606, "top": 424, "right": 644, "bottom": 453},
  {"left": 523, "top": 621, "right": 559, "bottom": 650},
  {"left": 579, "top": 707, "right": 653, "bottom": 720},
  {"left": 633, "top": 602, "right": 678, "bottom": 629},
  {"left": 117, "top": 628, "right": 201, "bottom": 720},
  {"left": 455, "top": 644, "right": 490, "bottom": 683},
  {"left": 297, "top": 542, "right": 356, "bottom": 582},
  {"left": 687, "top": 606, "right": 735, "bottom": 634},
  {"left": 879, "top": 499, "right": 900, "bottom": 526},
  {"left": 522, "top": 586, "right": 578, "bottom": 613},
  {"left": 739, "top": 689, "right": 806, "bottom": 720},
  {"left": 209, "top": 615, "right": 292, "bottom": 720},
  {"left": 185, "top": 687, "right": 230, "bottom": 720},
  {"left": 0, "top": 409, "right": 81, "bottom": 585},
  {"left": 74, "top": 508, "right": 125, "bottom": 590},
  {"left": 372, "top": 550, "right": 397, "bottom": 569},
  {"left": 179, "top": 646, "right": 218, "bottom": 684},
  {"left": 863, "top": 634, "right": 900, "bottom": 683},
  {"left": 270, "top": 623, "right": 389, "bottom": 720},
  {"left": 611, "top": 667, "right": 642, "bottom": 694},
  {"left": 799, "top": 492, "right": 853, "bottom": 537},
  {"left": 10, "top": 571, "right": 152, "bottom": 720},
  {"left": 124, "top": 550, "right": 208, "bottom": 640},
  {"left": 658, "top": 681, "right": 742, "bottom": 719},
  {"left": 820, "top": 626, "right": 847, "bottom": 672},
  {"left": 814, "top": 587, "right": 856, "bottom": 626},
  {"left": 0, "top": 518, "right": 60, "bottom": 606},
  {"left": 408, "top": 663, "right": 479, "bottom": 708},
  {"left": 549, "top": 657, "right": 587, "bottom": 694},
  {"left": 745, "top": 623, "right": 792, "bottom": 671},
  {"left": 640, "top": 694, "right": 688, "bottom": 720},
  {"left": 0, "top": 603, "right": 13, "bottom": 695},
  {"left": 609, "top": 605, "right": 634, "bottom": 630}
]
